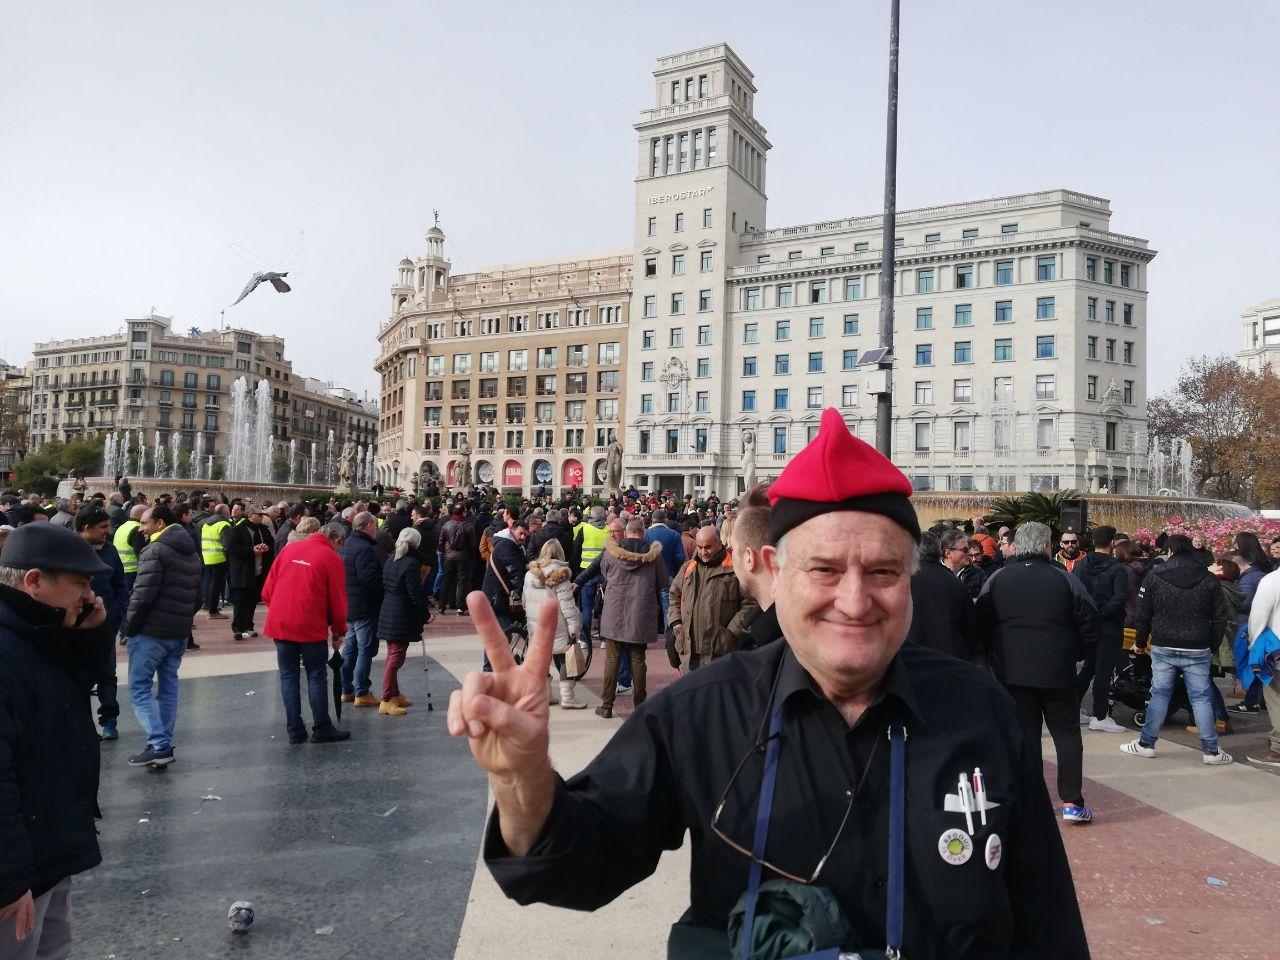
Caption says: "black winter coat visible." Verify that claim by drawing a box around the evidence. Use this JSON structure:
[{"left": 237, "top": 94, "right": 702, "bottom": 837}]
[
  {"left": 383, "top": 509, "right": 412, "bottom": 543},
  {"left": 1073, "top": 551, "right": 1128, "bottom": 638},
  {"left": 529, "top": 521, "right": 572, "bottom": 565},
  {"left": 907, "top": 561, "right": 982, "bottom": 660},
  {"left": 377, "top": 555, "right": 430, "bottom": 644},
  {"left": 1133, "top": 555, "right": 1230, "bottom": 651},
  {"left": 124, "top": 524, "right": 201, "bottom": 640},
  {"left": 225, "top": 519, "right": 274, "bottom": 589},
  {"left": 414, "top": 519, "right": 439, "bottom": 568},
  {"left": 0, "top": 585, "right": 103, "bottom": 905},
  {"left": 483, "top": 535, "right": 528, "bottom": 616},
  {"left": 342, "top": 531, "right": 385, "bottom": 622},
  {"left": 978, "top": 555, "right": 1099, "bottom": 688},
  {"left": 90, "top": 540, "right": 129, "bottom": 630}
]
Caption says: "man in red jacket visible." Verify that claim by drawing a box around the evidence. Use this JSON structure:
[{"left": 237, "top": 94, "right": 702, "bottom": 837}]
[{"left": 261, "top": 523, "right": 351, "bottom": 744}]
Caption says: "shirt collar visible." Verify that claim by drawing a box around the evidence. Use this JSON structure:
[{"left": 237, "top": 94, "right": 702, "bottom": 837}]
[{"left": 776, "top": 641, "right": 924, "bottom": 727}]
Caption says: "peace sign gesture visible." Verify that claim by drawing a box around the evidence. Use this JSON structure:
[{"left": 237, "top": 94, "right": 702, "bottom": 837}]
[{"left": 447, "top": 591, "right": 559, "bottom": 855}]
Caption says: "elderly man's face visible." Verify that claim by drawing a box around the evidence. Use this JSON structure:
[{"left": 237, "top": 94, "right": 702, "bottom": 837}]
[
  {"left": 765, "top": 512, "right": 914, "bottom": 699},
  {"left": 24, "top": 570, "right": 96, "bottom": 628},
  {"left": 695, "top": 526, "right": 722, "bottom": 562},
  {"left": 606, "top": 520, "right": 624, "bottom": 541}
]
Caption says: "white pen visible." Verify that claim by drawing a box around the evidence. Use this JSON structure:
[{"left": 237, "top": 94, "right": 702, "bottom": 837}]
[
  {"left": 958, "top": 772, "right": 975, "bottom": 835},
  {"left": 973, "top": 767, "right": 988, "bottom": 827}
]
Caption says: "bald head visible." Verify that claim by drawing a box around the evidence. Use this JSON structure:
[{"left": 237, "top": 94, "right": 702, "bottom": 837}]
[
  {"left": 695, "top": 524, "right": 722, "bottom": 563},
  {"left": 129, "top": 504, "right": 147, "bottom": 520}
]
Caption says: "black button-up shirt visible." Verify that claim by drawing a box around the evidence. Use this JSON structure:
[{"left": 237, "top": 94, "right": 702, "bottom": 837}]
[{"left": 485, "top": 641, "right": 1089, "bottom": 959}]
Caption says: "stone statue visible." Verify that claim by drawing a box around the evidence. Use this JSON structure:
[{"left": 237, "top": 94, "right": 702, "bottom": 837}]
[
  {"left": 457, "top": 437, "right": 473, "bottom": 492},
  {"left": 741, "top": 430, "right": 757, "bottom": 491},
  {"left": 335, "top": 437, "right": 357, "bottom": 494},
  {"left": 604, "top": 437, "right": 624, "bottom": 496}
]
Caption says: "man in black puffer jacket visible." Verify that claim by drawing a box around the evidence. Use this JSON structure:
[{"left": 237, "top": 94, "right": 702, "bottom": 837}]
[
  {"left": 978, "top": 521, "right": 1099, "bottom": 824},
  {"left": 340, "top": 512, "right": 385, "bottom": 707},
  {"left": 1073, "top": 525, "right": 1129, "bottom": 732},
  {"left": 1123, "top": 534, "right": 1233, "bottom": 765},
  {"left": 0, "top": 524, "right": 112, "bottom": 953},
  {"left": 122, "top": 504, "right": 200, "bottom": 769}
]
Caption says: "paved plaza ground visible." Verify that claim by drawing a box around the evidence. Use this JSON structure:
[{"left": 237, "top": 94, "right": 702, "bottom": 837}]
[{"left": 75, "top": 607, "right": 1280, "bottom": 959}]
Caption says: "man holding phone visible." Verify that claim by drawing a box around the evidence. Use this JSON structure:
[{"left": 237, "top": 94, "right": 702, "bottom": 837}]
[{"left": 0, "top": 523, "right": 112, "bottom": 957}]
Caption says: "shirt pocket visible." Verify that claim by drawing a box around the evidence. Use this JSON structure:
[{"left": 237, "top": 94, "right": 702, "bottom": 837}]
[{"left": 909, "top": 805, "right": 1013, "bottom": 946}]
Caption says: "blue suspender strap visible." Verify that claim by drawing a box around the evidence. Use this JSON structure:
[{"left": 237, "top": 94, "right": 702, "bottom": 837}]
[
  {"left": 885, "top": 725, "right": 907, "bottom": 960},
  {"left": 738, "top": 701, "right": 787, "bottom": 960}
]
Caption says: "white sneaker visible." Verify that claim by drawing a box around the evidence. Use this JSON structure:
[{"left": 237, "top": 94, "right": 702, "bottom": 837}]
[
  {"left": 1078, "top": 712, "right": 1091, "bottom": 725},
  {"left": 1202, "top": 750, "right": 1234, "bottom": 765},
  {"left": 1089, "top": 716, "right": 1127, "bottom": 733},
  {"left": 615, "top": 684, "right": 633, "bottom": 697},
  {"left": 1120, "top": 740, "right": 1157, "bottom": 758}
]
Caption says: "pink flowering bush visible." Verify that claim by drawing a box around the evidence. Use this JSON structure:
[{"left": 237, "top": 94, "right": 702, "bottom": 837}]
[{"left": 1131, "top": 515, "right": 1280, "bottom": 553}]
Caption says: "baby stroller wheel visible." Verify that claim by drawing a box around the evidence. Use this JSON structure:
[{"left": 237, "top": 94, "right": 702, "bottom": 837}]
[
  {"left": 507, "top": 622, "right": 529, "bottom": 665},
  {"left": 1134, "top": 710, "right": 1145, "bottom": 726}
]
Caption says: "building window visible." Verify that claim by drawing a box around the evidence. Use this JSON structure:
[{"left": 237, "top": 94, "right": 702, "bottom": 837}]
[
  {"left": 670, "top": 328, "right": 683, "bottom": 347},
  {"left": 995, "top": 261, "right": 1014, "bottom": 285},
  {"left": 808, "top": 351, "right": 823, "bottom": 373},
  {"left": 1105, "top": 421, "right": 1118, "bottom": 451},
  {"left": 672, "top": 254, "right": 685, "bottom": 275},
  {"left": 994, "top": 376, "right": 1014, "bottom": 401},
  {"left": 924, "top": 233, "right": 940, "bottom": 243},
  {"left": 954, "top": 341, "right": 972, "bottom": 364},
  {"left": 842, "top": 384, "right": 857, "bottom": 407},
  {"left": 695, "top": 390, "right": 709, "bottom": 412},
  {"left": 1001, "top": 223, "right": 1018, "bottom": 234},
  {"left": 1088, "top": 375, "right": 1098, "bottom": 400},
  {"left": 995, "top": 300, "right": 1013, "bottom": 323},
  {"left": 1036, "top": 256, "right": 1056, "bottom": 281},
  {"left": 914, "top": 423, "right": 931, "bottom": 452},
  {"left": 698, "top": 289, "right": 712, "bottom": 312},
  {"left": 703, "top": 207, "right": 712, "bottom": 228},
  {"left": 777, "top": 284, "right": 794, "bottom": 307},
  {"left": 641, "top": 362, "right": 654, "bottom": 380},
  {"left": 1123, "top": 380, "right": 1134, "bottom": 404},
  {"left": 842, "top": 349, "right": 858, "bottom": 371},
  {"left": 642, "top": 330, "right": 655, "bottom": 349},
  {"left": 775, "top": 354, "right": 790, "bottom": 375},
  {"left": 698, "top": 325, "right": 711, "bottom": 345},
  {"left": 773, "top": 427, "right": 787, "bottom": 455},
  {"left": 953, "top": 378, "right": 972, "bottom": 403},
  {"left": 808, "top": 317, "right": 824, "bottom": 338},
  {"left": 807, "top": 386, "right": 823, "bottom": 409},
  {"left": 694, "top": 427, "right": 708, "bottom": 452},
  {"left": 1123, "top": 341, "right": 1134, "bottom": 363},
  {"left": 789, "top": 250, "right": 803, "bottom": 261},
  {"left": 843, "top": 314, "right": 859, "bottom": 335},
  {"left": 1086, "top": 257, "right": 1097, "bottom": 281},
  {"left": 845, "top": 277, "right": 862, "bottom": 300},
  {"left": 744, "top": 288, "right": 761, "bottom": 310},
  {"left": 1037, "top": 418, "right": 1055, "bottom": 450},
  {"left": 1103, "top": 260, "right": 1115, "bottom": 284},
  {"left": 916, "top": 307, "right": 933, "bottom": 330},
  {"left": 776, "top": 319, "right": 791, "bottom": 341},
  {"left": 1087, "top": 296, "right": 1097, "bottom": 320},
  {"left": 994, "top": 338, "right": 1013, "bottom": 362},
  {"left": 643, "top": 295, "right": 656, "bottom": 318},
  {"left": 916, "top": 269, "right": 935, "bottom": 294},
  {"left": 667, "top": 392, "right": 679, "bottom": 413},
  {"left": 1036, "top": 374, "right": 1056, "bottom": 400},
  {"left": 954, "top": 304, "right": 972, "bottom": 327},
  {"left": 855, "top": 242, "right": 869, "bottom": 252},
  {"left": 697, "top": 358, "right": 709, "bottom": 377},
  {"left": 914, "top": 381, "right": 933, "bottom": 405},
  {"left": 757, "top": 254, "right": 769, "bottom": 264},
  {"left": 1087, "top": 336, "right": 1098, "bottom": 360},
  {"left": 647, "top": 216, "right": 657, "bottom": 236},
  {"left": 700, "top": 250, "right": 713, "bottom": 272},
  {"left": 915, "top": 344, "right": 933, "bottom": 366},
  {"left": 639, "top": 430, "right": 651, "bottom": 454},
  {"left": 954, "top": 421, "right": 971, "bottom": 451},
  {"left": 743, "top": 357, "right": 757, "bottom": 376},
  {"left": 774, "top": 388, "right": 789, "bottom": 410},
  {"left": 1123, "top": 303, "right": 1134, "bottom": 326},
  {"left": 743, "top": 323, "right": 758, "bottom": 344},
  {"left": 742, "top": 389, "right": 756, "bottom": 411},
  {"left": 666, "top": 429, "right": 679, "bottom": 454},
  {"left": 671, "top": 292, "right": 685, "bottom": 314},
  {"left": 675, "top": 212, "right": 685, "bottom": 232},
  {"left": 1105, "top": 300, "right": 1116, "bottom": 323},
  {"left": 640, "top": 393, "right": 653, "bottom": 414},
  {"left": 955, "top": 264, "right": 974, "bottom": 289},
  {"left": 821, "top": 246, "right": 835, "bottom": 257},
  {"left": 1120, "top": 263, "right": 1132, "bottom": 287},
  {"left": 962, "top": 228, "right": 978, "bottom": 239},
  {"left": 453, "top": 354, "right": 471, "bottom": 374},
  {"left": 645, "top": 256, "right": 657, "bottom": 278},
  {"left": 1036, "top": 296, "right": 1055, "bottom": 319},
  {"left": 1105, "top": 338, "right": 1116, "bottom": 362},
  {"left": 1035, "top": 335, "right": 1055, "bottom": 359},
  {"left": 810, "top": 280, "right": 828, "bottom": 304}
]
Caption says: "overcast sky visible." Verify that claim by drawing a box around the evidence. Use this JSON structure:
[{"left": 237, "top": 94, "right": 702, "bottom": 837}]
[{"left": 2, "top": 0, "right": 1277, "bottom": 397}]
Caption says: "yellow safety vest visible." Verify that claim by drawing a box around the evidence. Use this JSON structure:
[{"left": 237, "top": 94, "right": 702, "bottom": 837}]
[
  {"left": 113, "top": 520, "right": 140, "bottom": 574},
  {"left": 201, "top": 519, "right": 230, "bottom": 565},
  {"left": 579, "top": 522, "right": 608, "bottom": 571}
]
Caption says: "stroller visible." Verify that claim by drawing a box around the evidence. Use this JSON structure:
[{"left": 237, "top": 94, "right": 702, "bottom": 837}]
[{"left": 1110, "top": 650, "right": 1191, "bottom": 727}]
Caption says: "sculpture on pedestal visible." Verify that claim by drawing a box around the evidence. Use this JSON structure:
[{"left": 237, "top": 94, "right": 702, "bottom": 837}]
[
  {"left": 741, "top": 429, "right": 757, "bottom": 492},
  {"left": 604, "top": 437, "right": 624, "bottom": 497},
  {"left": 335, "top": 437, "right": 357, "bottom": 494},
  {"left": 457, "top": 437, "right": 474, "bottom": 493}
]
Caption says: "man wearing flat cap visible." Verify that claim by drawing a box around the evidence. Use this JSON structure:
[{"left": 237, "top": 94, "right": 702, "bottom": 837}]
[
  {"left": 0, "top": 523, "right": 113, "bottom": 956},
  {"left": 448, "top": 408, "right": 1089, "bottom": 959}
]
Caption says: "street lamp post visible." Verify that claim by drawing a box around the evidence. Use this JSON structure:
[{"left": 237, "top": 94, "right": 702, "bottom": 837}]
[{"left": 874, "top": 0, "right": 901, "bottom": 458}]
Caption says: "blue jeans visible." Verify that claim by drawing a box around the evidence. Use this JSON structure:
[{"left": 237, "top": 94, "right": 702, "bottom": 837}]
[
  {"left": 1141, "top": 647, "right": 1219, "bottom": 753},
  {"left": 127, "top": 634, "right": 186, "bottom": 752},
  {"left": 433, "top": 551, "right": 445, "bottom": 595},
  {"left": 276, "top": 640, "right": 334, "bottom": 738},
  {"left": 579, "top": 575, "right": 602, "bottom": 642},
  {"left": 340, "top": 617, "right": 379, "bottom": 696}
]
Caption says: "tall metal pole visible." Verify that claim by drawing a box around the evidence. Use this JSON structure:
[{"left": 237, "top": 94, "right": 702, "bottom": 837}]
[{"left": 874, "top": 0, "right": 900, "bottom": 457}]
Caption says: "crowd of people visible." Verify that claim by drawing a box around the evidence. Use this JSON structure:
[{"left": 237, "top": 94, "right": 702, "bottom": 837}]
[{"left": 3, "top": 445, "right": 1280, "bottom": 953}]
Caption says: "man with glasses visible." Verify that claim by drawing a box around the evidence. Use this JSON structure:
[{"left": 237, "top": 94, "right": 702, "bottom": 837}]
[
  {"left": 940, "top": 528, "right": 984, "bottom": 601},
  {"left": 449, "top": 408, "right": 1087, "bottom": 959},
  {"left": 1054, "top": 531, "right": 1085, "bottom": 574}
]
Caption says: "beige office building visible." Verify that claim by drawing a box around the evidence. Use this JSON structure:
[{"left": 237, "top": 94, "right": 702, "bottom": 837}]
[
  {"left": 374, "top": 225, "right": 630, "bottom": 492},
  {"left": 1237, "top": 298, "right": 1280, "bottom": 374}
]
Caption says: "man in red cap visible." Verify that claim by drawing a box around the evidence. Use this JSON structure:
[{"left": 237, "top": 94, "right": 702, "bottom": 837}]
[{"left": 447, "top": 408, "right": 1089, "bottom": 959}]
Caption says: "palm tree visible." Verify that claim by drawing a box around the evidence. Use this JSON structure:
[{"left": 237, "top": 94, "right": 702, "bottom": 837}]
[{"left": 983, "top": 490, "right": 1078, "bottom": 536}]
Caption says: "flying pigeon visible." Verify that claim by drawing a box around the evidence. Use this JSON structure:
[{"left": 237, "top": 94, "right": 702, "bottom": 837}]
[{"left": 229, "top": 271, "right": 291, "bottom": 308}]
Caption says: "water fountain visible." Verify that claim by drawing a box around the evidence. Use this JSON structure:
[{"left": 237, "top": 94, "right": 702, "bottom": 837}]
[
  {"left": 192, "top": 432, "right": 204, "bottom": 481},
  {"left": 168, "top": 430, "right": 181, "bottom": 480},
  {"left": 288, "top": 438, "right": 297, "bottom": 485},
  {"left": 308, "top": 440, "right": 317, "bottom": 486},
  {"left": 355, "top": 444, "right": 365, "bottom": 487},
  {"left": 325, "top": 429, "right": 335, "bottom": 485},
  {"left": 364, "top": 446, "right": 374, "bottom": 489},
  {"left": 254, "top": 379, "right": 273, "bottom": 483}
]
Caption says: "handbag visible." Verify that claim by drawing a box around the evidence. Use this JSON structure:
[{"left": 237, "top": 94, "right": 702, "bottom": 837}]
[
  {"left": 565, "top": 640, "right": 584, "bottom": 677},
  {"left": 487, "top": 553, "right": 523, "bottom": 615}
]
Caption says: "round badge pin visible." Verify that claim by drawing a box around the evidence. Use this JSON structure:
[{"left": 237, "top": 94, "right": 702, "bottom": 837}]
[
  {"left": 937, "top": 828, "right": 973, "bottom": 865},
  {"left": 984, "top": 833, "right": 1003, "bottom": 871}
]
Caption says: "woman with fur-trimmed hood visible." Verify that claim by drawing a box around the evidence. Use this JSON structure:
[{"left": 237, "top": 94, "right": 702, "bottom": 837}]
[
  {"left": 594, "top": 518, "right": 669, "bottom": 718},
  {"left": 522, "top": 539, "right": 586, "bottom": 709}
]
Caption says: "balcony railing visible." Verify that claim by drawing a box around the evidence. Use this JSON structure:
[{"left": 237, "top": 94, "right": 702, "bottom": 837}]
[
  {"left": 502, "top": 447, "right": 523, "bottom": 455},
  {"left": 566, "top": 356, "right": 587, "bottom": 367}
]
